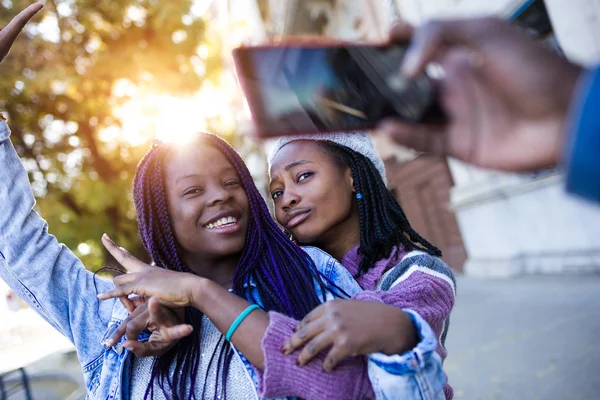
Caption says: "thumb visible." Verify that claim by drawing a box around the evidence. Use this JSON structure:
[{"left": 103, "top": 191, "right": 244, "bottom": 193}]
[
  {"left": 388, "top": 21, "right": 414, "bottom": 43},
  {"left": 148, "top": 296, "right": 174, "bottom": 324},
  {"left": 0, "top": 3, "right": 43, "bottom": 61},
  {"left": 160, "top": 324, "right": 194, "bottom": 341},
  {"left": 148, "top": 297, "right": 193, "bottom": 340},
  {"left": 402, "top": 17, "right": 498, "bottom": 77},
  {"left": 376, "top": 118, "right": 447, "bottom": 155}
]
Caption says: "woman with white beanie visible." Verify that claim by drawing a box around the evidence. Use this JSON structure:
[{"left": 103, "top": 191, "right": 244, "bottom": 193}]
[{"left": 268, "top": 132, "right": 456, "bottom": 399}]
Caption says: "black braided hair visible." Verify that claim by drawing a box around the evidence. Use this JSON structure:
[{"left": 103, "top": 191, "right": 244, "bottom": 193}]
[{"left": 317, "top": 141, "right": 442, "bottom": 275}]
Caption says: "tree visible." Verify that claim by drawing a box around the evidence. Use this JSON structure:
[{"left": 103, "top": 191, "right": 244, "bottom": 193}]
[{"left": 0, "top": 0, "right": 222, "bottom": 270}]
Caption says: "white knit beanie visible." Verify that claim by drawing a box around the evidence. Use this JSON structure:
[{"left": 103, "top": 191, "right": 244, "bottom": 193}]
[{"left": 267, "top": 132, "right": 388, "bottom": 186}]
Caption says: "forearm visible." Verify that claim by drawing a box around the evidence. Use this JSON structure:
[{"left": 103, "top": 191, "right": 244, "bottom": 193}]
[
  {"left": 352, "top": 256, "right": 455, "bottom": 357},
  {"left": 190, "top": 279, "right": 374, "bottom": 399},
  {"left": 0, "top": 120, "right": 114, "bottom": 359},
  {"left": 257, "top": 312, "right": 374, "bottom": 399},
  {"left": 354, "top": 282, "right": 453, "bottom": 352},
  {"left": 378, "top": 305, "right": 419, "bottom": 355},
  {"left": 191, "top": 278, "right": 269, "bottom": 369},
  {"left": 367, "top": 310, "right": 448, "bottom": 399}
]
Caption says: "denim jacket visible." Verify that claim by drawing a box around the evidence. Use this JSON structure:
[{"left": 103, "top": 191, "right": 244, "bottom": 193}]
[
  {"left": 566, "top": 66, "right": 600, "bottom": 203},
  {"left": 0, "top": 120, "right": 444, "bottom": 399}
]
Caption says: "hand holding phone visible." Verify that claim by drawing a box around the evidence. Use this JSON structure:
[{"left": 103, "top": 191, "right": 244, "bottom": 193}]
[{"left": 233, "top": 40, "right": 445, "bottom": 138}]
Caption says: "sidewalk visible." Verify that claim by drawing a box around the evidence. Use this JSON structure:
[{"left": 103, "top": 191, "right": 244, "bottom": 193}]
[
  {"left": 1, "top": 308, "right": 83, "bottom": 399},
  {"left": 0, "top": 309, "right": 74, "bottom": 374},
  {"left": 445, "top": 274, "right": 600, "bottom": 400}
]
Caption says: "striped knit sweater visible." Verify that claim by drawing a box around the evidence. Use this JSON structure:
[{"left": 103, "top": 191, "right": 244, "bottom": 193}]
[
  {"left": 256, "top": 245, "right": 456, "bottom": 400},
  {"left": 345, "top": 246, "right": 456, "bottom": 399}
]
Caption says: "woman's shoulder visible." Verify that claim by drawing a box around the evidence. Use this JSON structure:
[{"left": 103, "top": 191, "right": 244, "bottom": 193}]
[
  {"left": 378, "top": 250, "right": 456, "bottom": 293},
  {"left": 300, "top": 245, "right": 338, "bottom": 270},
  {"left": 300, "top": 245, "right": 362, "bottom": 297},
  {"left": 300, "top": 245, "right": 335, "bottom": 258}
]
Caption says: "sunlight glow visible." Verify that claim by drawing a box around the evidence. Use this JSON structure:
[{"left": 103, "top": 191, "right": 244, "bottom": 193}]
[
  {"left": 98, "top": 0, "right": 258, "bottom": 149},
  {"left": 125, "top": 5, "right": 147, "bottom": 26},
  {"left": 77, "top": 243, "right": 92, "bottom": 256},
  {"left": 105, "top": 79, "right": 237, "bottom": 147},
  {"left": 35, "top": 14, "right": 60, "bottom": 43},
  {"left": 191, "top": 0, "right": 216, "bottom": 17}
]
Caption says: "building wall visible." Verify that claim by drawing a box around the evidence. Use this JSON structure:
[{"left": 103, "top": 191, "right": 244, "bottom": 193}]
[
  {"left": 452, "top": 172, "right": 600, "bottom": 277},
  {"left": 387, "top": 154, "right": 468, "bottom": 271}
]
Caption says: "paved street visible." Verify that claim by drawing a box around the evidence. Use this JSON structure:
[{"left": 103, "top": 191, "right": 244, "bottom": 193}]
[{"left": 445, "top": 274, "right": 600, "bottom": 400}]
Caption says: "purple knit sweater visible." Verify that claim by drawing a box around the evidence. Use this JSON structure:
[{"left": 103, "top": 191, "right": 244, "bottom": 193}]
[{"left": 255, "top": 245, "right": 456, "bottom": 400}]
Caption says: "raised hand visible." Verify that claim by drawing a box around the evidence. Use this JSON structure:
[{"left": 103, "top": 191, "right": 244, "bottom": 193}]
[
  {"left": 378, "top": 19, "right": 582, "bottom": 172},
  {"left": 98, "top": 234, "right": 201, "bottom": 309},
  {"left": 104, "top": 297, "right": 193, "bottom": 357},
  {"left": 0, "top": 3, "right": 43, "bottom": 64}
]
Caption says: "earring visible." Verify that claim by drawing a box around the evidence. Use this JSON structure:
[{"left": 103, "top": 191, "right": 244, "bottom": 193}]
[{"left": 284, "top": 229, "right": 295, "bottom": 242}]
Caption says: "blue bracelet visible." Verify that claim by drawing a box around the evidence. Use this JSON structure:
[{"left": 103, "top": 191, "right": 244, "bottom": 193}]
[{"left": 225, "top": 304, "right": 261, "bottom": 341}]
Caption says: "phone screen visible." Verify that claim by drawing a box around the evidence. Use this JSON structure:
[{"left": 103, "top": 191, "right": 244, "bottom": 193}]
[{"left": 234, "top": 44, "right": 444, "bottom": 137}]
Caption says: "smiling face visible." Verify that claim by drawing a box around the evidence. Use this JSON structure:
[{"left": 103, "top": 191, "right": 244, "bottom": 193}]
[
  {"left": 269, "top": 140, "right": 358, "bottom": 248},
  {"left": 163, "top": 142, "right": 249, "bottom": 263}
]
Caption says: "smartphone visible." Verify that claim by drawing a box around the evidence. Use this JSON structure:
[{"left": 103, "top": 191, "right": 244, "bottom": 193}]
[{"left": 233, "top": 42, "right": 445, "bottom": 138}]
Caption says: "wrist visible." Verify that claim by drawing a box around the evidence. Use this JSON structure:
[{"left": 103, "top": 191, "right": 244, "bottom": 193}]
[
  {"left": 382, "top": 308, "right": 419, "bottom": 355},
  {"left": 187, "top": 275, "right": 210, "bottom": 311}
]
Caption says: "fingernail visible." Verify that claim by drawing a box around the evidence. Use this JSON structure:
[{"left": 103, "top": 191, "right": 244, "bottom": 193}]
[
  {"left": 280, "top": 346, "right": 286, "bottom": 354},
  {"left": 295, "top": 359, "right": 300, "bottom": 366},
  {"left": 402, "top": 48, "right": 419, "bottom": 77},
  {"left": 293, "top": 325, "right": 298, "bottom": 333},
  {"left": 103, "top": 233, "right": 116, "bottom": 245}
]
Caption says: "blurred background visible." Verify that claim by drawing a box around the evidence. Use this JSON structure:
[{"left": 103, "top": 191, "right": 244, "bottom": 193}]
[{"left": 1, "top": 0, "right": 599, "bottom": 398}]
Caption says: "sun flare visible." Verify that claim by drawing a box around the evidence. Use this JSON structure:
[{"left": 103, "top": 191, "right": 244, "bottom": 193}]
[{"left": 102, "top": 79, "right": 238, "bottom": 147}]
